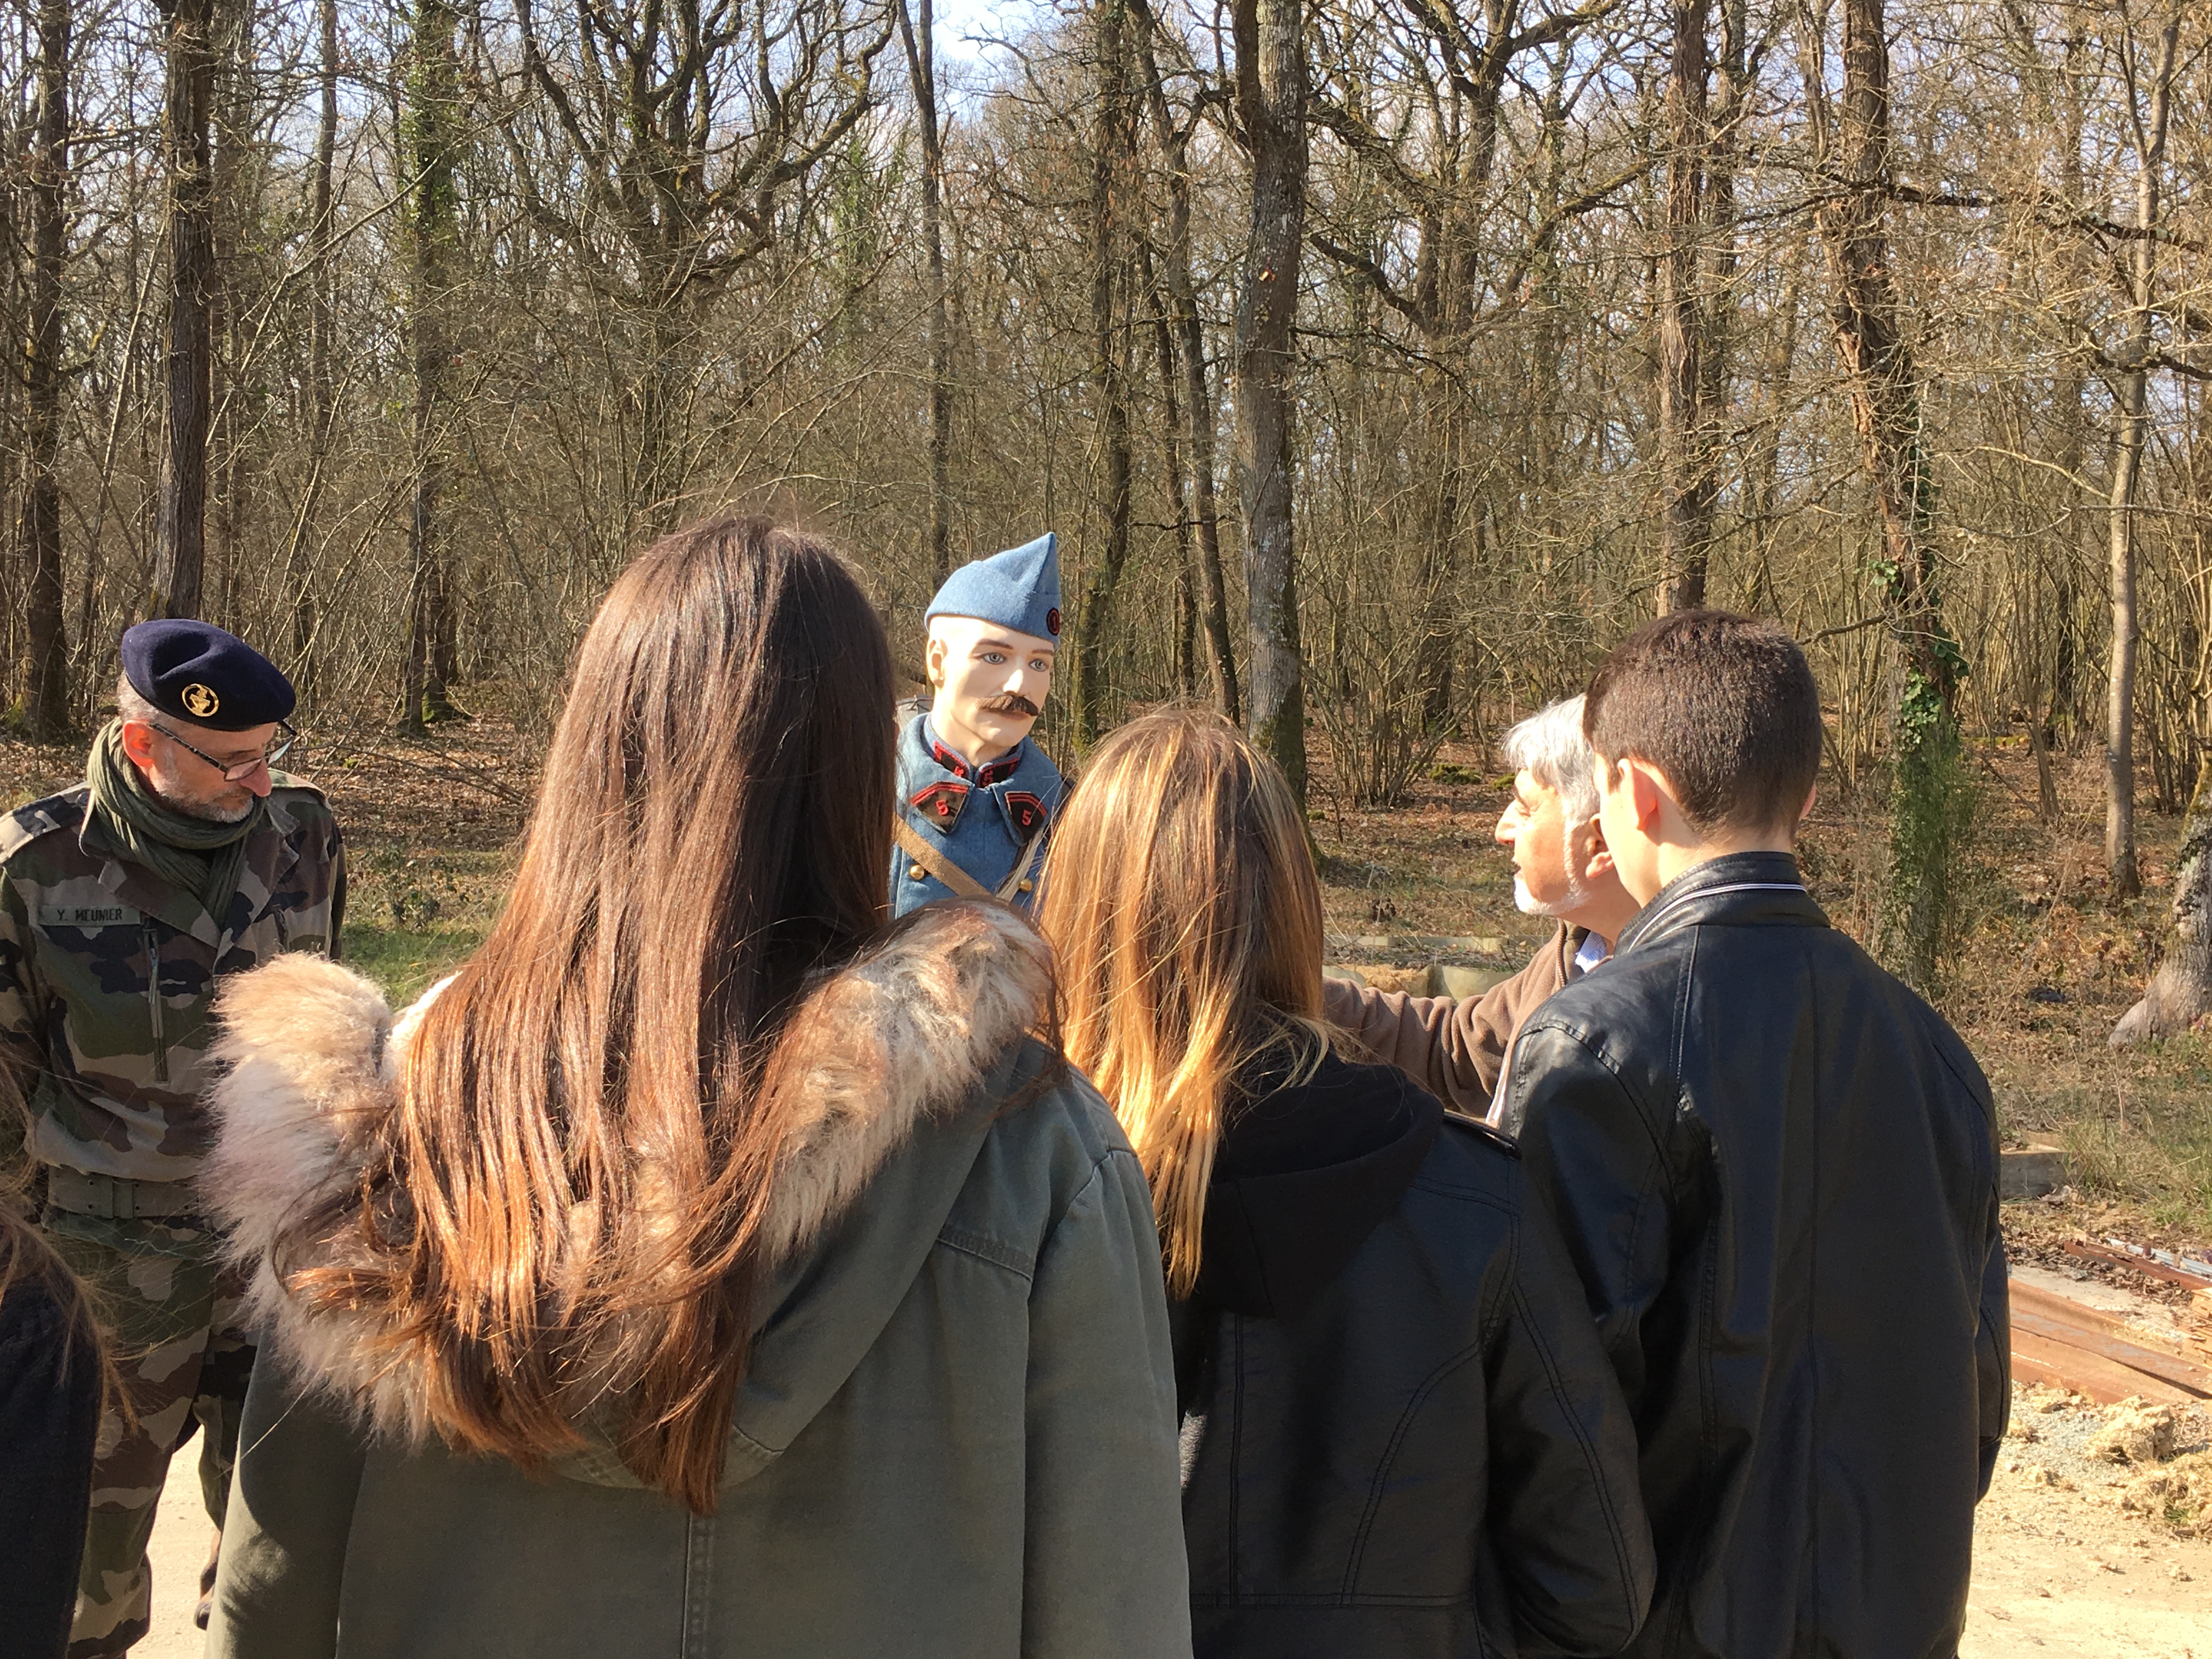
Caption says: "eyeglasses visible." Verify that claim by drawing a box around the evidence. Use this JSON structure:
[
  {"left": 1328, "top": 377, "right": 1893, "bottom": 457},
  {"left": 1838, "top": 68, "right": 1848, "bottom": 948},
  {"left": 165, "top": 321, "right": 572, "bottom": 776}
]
[{"left": 148, "top": 719, "right": 298, "bottom": 782}]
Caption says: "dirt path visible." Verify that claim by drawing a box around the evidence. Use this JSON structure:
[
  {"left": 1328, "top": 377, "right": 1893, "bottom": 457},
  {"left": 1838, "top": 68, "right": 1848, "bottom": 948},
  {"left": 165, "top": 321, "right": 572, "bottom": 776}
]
[{"left": 1964, "top": 1451, "right": 2212, "bottom": 1657}]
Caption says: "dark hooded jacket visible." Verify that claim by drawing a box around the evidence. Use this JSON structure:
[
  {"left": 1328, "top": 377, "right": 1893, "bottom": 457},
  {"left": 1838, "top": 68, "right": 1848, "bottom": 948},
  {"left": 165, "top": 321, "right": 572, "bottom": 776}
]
[
  {"left": 1497, "top": 853, "right": 2009, "bottom": 1659},
  {"left": 1172, "top": 1044, "right": 1654, "bottom": 1659}
]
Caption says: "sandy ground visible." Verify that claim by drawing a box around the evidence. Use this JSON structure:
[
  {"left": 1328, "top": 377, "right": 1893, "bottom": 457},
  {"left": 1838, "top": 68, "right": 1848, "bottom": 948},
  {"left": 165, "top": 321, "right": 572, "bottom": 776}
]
[
  {"left": 134, "top": 1393, "right": 2212, "bottom": 1659},
  {"left": 1957, "top": 1270, "right": 2212, "bottom": 1657},
  {"left": 1964, "top": 1452, "right": 2212, "bottom": 1657},
  {"left": 138, "top": 1469, "right": 210, "bottom": 1659}
]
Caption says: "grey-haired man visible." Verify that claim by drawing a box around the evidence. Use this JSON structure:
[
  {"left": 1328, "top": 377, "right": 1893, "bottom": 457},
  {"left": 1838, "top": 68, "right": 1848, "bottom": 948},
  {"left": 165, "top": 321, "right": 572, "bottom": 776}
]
[{"left": 1323, "top": 695, "right": 1638, "bottom": 1116}]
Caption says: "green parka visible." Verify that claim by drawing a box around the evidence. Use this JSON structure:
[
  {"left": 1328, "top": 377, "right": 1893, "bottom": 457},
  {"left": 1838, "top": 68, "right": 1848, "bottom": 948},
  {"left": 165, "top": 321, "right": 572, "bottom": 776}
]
[{"left": 197, "top": 904, "right": 1192, "bottom": 1659}]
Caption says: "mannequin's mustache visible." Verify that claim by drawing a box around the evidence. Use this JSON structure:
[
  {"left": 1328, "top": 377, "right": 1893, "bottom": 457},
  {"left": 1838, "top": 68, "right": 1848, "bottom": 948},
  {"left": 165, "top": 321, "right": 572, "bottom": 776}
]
[{"left": 982, "top": 693, "right": 1041, "bottom": 718}]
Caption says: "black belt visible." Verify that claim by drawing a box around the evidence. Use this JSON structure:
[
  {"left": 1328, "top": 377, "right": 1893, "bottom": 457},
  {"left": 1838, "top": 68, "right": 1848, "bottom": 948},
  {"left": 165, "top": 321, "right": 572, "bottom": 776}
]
[{"left": 44, "top": 1167, "right": 204, "bottom": 1222}]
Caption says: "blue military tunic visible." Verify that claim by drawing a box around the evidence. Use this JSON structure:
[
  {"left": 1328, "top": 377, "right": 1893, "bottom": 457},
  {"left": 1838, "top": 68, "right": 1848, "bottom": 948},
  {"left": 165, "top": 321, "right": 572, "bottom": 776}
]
[{"left": 890, "top": 713, "right": 1066, "bottom": 917}]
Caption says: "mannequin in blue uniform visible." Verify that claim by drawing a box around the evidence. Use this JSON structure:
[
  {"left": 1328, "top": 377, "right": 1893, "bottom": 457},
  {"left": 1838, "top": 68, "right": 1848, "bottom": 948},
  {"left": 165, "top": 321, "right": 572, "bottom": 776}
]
[{"left": 891, "top": 533, "right": 1070, "bottom": 916}]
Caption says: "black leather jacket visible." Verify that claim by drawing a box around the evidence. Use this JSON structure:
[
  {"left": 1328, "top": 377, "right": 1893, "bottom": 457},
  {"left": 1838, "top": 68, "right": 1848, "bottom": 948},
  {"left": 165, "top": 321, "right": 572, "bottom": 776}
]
[
  {"left": 1175, "top": 1047, "right": 1655, "bottom": 1659},
  {"left": 1499, "top": 853, "right": 2008, "bottom": 1659}
]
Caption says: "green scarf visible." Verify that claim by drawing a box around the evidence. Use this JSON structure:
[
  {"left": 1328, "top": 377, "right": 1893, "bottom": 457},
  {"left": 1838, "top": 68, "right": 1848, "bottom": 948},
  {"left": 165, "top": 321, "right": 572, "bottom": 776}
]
[{"left": 87, "top": 720, "right": 265, "bottom": 922}]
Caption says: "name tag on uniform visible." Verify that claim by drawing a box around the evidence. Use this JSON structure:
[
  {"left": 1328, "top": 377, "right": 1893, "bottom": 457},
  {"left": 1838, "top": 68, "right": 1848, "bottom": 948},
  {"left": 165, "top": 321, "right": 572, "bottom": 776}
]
[{"left": 36, "top": 904, "right": 140, "bottom": 928}]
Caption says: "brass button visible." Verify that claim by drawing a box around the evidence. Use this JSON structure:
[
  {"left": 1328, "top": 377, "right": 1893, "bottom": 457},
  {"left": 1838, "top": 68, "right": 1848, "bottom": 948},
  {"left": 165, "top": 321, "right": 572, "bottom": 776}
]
[
  {"left": 909, "top": 865, "right": 927, "bottom": 881},
  {"left": 1017, "top": 880, "right": 1034, "bottom": 894}
]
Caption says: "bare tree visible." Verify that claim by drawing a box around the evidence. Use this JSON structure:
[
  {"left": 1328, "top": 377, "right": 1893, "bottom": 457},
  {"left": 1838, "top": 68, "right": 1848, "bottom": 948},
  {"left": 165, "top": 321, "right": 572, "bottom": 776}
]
[
  {"left": 275, "top": 0, "right": 342, "bottom": 680},
  {"left": 1133, "top": 0, "right": 1239, "bottom": 720},
  {"left": 14, "top": 0, "right": 70, "bottom": 734},
  {"left": 399, "top": 0, "right": 462, "bottom": 732},
  {"left": 895, "top": 0, "right": 952, "bottom": 585},
  {"left": 149, "top": 0, "right": 219, "bottom": 620},
  {"left": 1810, "top": 0, "right": 1968, "bottom": 989},
  {"left": 2101, "top": 2, "right": 2181, "bottom": 901},
  {"left": 1233, "top": 0, "right": 1309, "bottom": 805},
  {"left": 1656, "top": 0, "right": 1713, "bottom": 612},
  {"left": 505, "top": 0, "right": 893, "bottom": 533},
  {"left": 1070, "top": 0, "right": 1136, "bottom": 747},
  {"left": 2108, "top": 3, "right": 2190, "bottom": 1036}
]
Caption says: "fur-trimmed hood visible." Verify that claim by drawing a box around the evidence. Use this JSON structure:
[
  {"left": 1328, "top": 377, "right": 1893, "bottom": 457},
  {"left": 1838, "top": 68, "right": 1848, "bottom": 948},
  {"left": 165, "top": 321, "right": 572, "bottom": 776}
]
[{"left": 200, "top": 900, "right": 1053, "bottom": 1475}]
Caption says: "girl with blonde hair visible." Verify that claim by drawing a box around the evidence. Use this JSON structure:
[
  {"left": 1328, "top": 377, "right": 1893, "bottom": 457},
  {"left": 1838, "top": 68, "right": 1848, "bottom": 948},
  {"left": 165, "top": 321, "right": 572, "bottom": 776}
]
[{"left": 1039, "top": 707, "right": 1654, "bottom": 1659}]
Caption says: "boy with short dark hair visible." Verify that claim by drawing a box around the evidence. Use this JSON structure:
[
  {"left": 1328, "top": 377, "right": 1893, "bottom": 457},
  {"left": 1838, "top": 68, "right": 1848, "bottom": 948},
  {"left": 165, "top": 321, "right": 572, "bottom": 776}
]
[{"left": 1500, "top": 610, "right": 2007, "bottom": 1659}]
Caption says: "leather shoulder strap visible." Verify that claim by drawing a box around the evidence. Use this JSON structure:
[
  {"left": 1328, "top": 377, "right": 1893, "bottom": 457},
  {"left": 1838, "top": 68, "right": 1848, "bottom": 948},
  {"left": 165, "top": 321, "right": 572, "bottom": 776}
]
[{"left": 994, "top": 832, "right": 1043, "bottom": 903}]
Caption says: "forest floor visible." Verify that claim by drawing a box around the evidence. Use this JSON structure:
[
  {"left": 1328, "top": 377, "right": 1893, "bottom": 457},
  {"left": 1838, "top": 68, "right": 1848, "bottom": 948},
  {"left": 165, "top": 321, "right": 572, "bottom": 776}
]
[{"left": 7, "top": 711, "right": 2212, "bottom": 1651}]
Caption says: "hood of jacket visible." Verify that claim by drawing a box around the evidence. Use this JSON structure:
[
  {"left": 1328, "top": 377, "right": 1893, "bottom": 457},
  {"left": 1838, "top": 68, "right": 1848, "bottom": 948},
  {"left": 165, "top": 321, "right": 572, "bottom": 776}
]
[
  {"left": 1195, "top": 1047, "right": 1443, "bottom": 1318},
  {"left": 200, "top": 900, "right": 1053, "bottom": 1491}
]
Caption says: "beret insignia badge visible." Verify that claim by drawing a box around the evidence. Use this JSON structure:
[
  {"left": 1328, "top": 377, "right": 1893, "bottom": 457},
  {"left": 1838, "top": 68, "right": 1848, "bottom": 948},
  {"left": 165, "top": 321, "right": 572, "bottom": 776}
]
[
  {"left": 911, "top": 780, "right": 969, "bottom": 830},
  {"left": 181, "top": 684, "right": 221, "bottom": 719},
  {"left": 1046, "top": 607, "right": 1062, "bottom": 637}
]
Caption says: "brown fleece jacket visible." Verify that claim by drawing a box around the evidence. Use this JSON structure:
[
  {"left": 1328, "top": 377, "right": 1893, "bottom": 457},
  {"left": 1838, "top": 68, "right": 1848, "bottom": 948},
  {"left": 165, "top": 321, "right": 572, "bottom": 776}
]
[{"left": 1322, "top": 921, "right": 1588, "bottom": 1119}]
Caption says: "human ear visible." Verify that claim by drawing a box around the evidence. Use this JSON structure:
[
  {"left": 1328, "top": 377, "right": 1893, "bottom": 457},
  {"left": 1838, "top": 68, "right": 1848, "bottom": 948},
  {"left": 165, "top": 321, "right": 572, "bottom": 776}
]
[
  {"left": 1627, "top": 761, "right": 1665, "bottom": 831},
  {"left": 119, "top": 720, "right": 159, "bottom": 770},
  {"left": 924, "top": 631, "right": 949, "bottom": 690},
  {"left": 1799, "top": 783, "right": 1819, "bottom": 822},
  {"left": 1579, "top": 818, "right": 1617, "bottom": 879}
]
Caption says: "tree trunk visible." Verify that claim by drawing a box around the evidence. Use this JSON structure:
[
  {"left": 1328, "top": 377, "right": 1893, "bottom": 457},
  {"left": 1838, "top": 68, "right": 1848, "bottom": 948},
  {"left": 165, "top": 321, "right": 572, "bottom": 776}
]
[
  {"left": 2051, "top": 25, "right": 2091, "bottom": 748},
  {"left": 207, "top": 0, "right": 251, "bottom": 631},
  {"left": 399, "top": 0, "right": 461, "bottom": 733},
  {"left": 897, "top": 0, "right": 953, "bottom": 586},
  {"left": 1134, "top": 0, "right": 1238, "bottom": 721},
  {"left": 16, "top": 0, "right": 72, "bottom": 737},
  {"left": 150, "top": 0, "right": 219, "bottom": 622},
  {"left": 2114, "top": 756, "right": 2212, "bottom": 1043},
  {"left": 1143, "top": 246, "right": 1201, "bottom": 702},
  {"left": 2103, "top": 9, "right": 2180, "bottom": 904},
  {"left": 279, "top": 0, "right": 340, "bottom": 683},
  {"left": 1232, "top": 0, "right": 1308, "bottom": 806},
  {"left": 1812, "top": 0, "right": 1966, "bottom": 992},
  {"left": 1070, "top": 0, "right": 1134, "bottom": 749},
  {"left": 1656, "top": 0, "right": 1712, "bottom": 614}
]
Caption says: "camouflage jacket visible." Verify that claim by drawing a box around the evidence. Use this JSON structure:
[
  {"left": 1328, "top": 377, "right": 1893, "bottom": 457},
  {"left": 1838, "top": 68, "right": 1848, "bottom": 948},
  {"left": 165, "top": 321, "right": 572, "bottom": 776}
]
[{"left": 0, "top": 778, "right": 345, "bottom": 1182}]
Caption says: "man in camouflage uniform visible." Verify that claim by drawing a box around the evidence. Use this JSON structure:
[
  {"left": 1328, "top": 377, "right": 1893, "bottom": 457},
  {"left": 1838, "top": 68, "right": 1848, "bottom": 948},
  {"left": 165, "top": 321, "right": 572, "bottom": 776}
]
[{"left": 0, "top": 620, "right": 344, "bottom": 1657}]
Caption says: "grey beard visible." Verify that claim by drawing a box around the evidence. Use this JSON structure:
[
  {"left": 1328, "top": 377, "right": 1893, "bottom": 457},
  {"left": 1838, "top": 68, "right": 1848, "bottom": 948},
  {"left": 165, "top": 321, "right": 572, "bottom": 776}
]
[
  {"left": 170, "top": 787, "right": 256, "bottom": 825},
  {"left": 1513, "top": 831, "right": 1593, "bottom": 919}
]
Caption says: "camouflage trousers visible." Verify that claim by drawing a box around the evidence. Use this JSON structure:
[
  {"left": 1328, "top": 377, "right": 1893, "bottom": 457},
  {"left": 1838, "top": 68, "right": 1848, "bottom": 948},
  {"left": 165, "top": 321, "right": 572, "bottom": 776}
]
[{"left": 41, "top": 1211, "right": 255, "bottom": 1659}]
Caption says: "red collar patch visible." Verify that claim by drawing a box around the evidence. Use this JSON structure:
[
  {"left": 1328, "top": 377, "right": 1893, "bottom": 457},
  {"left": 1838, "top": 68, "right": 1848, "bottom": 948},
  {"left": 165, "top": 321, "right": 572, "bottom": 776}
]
[
  {"left": 911, "top": 780, "right": 969, "bottom": 829},
  {"left": 929, "top": 736, "right": 1021, "bottom": 787},
  {"left": 1003, "top": 791, "right": 1049, "bottom": 838}
]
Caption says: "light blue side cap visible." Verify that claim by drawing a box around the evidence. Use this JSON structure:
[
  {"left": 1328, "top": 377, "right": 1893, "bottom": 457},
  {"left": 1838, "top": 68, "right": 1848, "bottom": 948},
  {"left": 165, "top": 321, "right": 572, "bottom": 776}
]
[{"left": 924, "top": 532, "right": 1062, "bottom": 642}]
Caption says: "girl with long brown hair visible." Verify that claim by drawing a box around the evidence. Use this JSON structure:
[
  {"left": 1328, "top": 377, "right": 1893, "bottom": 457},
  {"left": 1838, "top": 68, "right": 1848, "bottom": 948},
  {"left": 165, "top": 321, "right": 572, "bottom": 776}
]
[
  {"left": 197, "top": 518, "right": 1189, "bottom": 1659},
  {"left": 1038, "top": 707, "right": 1654, "bottom": 1659}
]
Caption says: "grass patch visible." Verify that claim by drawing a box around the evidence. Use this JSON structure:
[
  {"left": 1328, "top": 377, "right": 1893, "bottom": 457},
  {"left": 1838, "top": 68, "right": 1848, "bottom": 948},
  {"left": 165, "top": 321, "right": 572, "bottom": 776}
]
[
  {"left": 343, "top": 844, "right": 507, "bottom": 1003},
  {"left": 2033, "top": 1054, "right": 2212, "bottom": 1234}
]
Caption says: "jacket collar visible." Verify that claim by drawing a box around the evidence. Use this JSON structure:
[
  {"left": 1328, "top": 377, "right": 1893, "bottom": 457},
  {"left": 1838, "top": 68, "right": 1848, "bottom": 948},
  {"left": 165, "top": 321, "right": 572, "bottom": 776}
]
[
  {"left": 77, "top": 785, "right": 306, "bottom": 946},
  {"left": 1615, "top": 850, "right": 1824, "bottom": 957},
  {"left": 920, "top": 716, "right": 1024, "bottom": 787}
]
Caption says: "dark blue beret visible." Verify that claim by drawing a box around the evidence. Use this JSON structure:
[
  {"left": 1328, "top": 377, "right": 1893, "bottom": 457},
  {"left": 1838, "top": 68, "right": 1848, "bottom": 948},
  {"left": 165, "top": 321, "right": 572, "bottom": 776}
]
[{"left": 121, "top": 620, "right": 295, "bottom": 731}]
